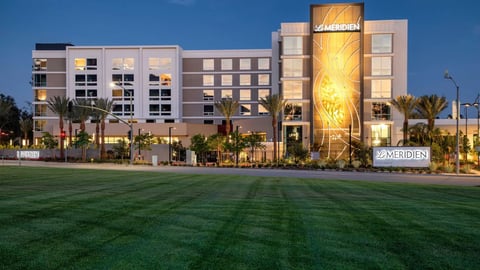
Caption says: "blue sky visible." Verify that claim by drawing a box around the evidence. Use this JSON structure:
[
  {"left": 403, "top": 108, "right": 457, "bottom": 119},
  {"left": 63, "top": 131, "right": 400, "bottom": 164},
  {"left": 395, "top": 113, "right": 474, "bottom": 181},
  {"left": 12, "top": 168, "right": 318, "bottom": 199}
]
[{"left": 1, "top": 0, "right": 479, "bottom": 117}]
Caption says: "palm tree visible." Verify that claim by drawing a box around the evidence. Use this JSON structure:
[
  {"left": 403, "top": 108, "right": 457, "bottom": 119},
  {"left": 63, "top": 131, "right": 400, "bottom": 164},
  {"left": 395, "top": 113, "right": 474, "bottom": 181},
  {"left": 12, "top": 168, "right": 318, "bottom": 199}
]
[
  {"left": 258, "top": 94, "right": 287, "bottom": 162},
  {"left": 415, "top": 94, "right": 448, "bottom": 143},
  {"left": 19, "top": 117, "right": 32, "bottom": 146},
  {"left": 74, "top": 99, "right": 92, "bottom": 132},
  {"left": 214, "top": 97, "right": 239, "bottom": 139},
  {"left": 391, "top": 94, "right": 418, "bottom": 145},
  {"left": 95, "top": 98, "right": 114, "bottom": 159},
  {"left": 47, "top": 96, "right": 70, "bottom": 159}
]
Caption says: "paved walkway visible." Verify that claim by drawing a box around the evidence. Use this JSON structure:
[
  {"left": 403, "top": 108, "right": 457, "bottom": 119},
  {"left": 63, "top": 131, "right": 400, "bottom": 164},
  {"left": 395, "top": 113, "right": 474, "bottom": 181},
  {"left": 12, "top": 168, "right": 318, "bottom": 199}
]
[{"left": 1, "top": 160, "right": 480, "bottom": 187}]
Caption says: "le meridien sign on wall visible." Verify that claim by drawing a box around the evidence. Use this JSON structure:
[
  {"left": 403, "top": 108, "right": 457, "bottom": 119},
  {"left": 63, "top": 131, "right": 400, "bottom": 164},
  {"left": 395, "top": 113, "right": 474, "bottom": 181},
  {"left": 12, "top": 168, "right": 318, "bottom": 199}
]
[
  {"left": 373, "top": 147, "right": 431, "bottom": 168},
  {"left": 313, "top": 23, "right": 361, "bottom": 33}
]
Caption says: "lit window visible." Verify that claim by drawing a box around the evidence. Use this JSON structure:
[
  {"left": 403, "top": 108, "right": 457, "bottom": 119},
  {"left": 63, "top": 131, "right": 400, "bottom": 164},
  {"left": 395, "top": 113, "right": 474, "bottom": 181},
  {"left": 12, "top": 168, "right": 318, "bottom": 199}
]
[
  {"left": 112, "top": 89, "right": 123, "bottom": 101},
  {"left": 371, "top": 57, "right": 392, "bottom": 76},
  {"left": 258, "top": 58, "right": 270, "bottom": 70},
  {"left": 35, "top": 89, "right": 47, "bottom": 101},
  {"left": 283, "top": 36, "right": 303, "bottom": 55},
  {"left": 258, "top": 105, "right": 269, "bottom": 115},
  {"left": 240, "top": 104, "right": 251, "bottom": 115},
  {"left": 124, "top": 58, "right": 134, "bottom": 70},
  {"left": 112, "top": 58, "right": 134, "bottom": 70},
  {"left": 222, "top": 89, "right": 232, "bottom": 99},
  {"left": 240, "top": 59, "right": 251, "bottom": 70},
  {"left": 283, "top": 81, "right": 302, "bottom": 99},
  {"left": 258, "top": 74, "right": 270, "bottom": 86},
  {"left": 161, "top": 74, "right": 172, "bottom": 86},
  {"left": 203, "top": 75, "right": 214, "bottom": 86},
  {"left": 372, "top": 102, "right": 391, "bottom": 120},
  {"left": 33, "top": 59, "right": 47, "bottom": 71},
  {"left": 221, "top": 75, "right": 232, "bottom": 86},
  {"left": 372, "top": 34, "right": 393, "bottom": 53},
  {"left": 221, "top": 59, "right": 232, "bottom": 70},
  {"left": 284, "top": 103, "right": 302, "bottom": 121},
  {"left": 371, "top": 124, "right": 391, "bottom": 146},
  {"left": 149, "top": 57, "right": 171, "bottom": 70},
  {"left": 258, "top": 89, "right": 270, "bottom": 100},
  {"left": 283, "top": 59, "right": 303, "bottom": 77},
  {"left": 203, "top": 59, "right": 214, "bottom": 70},
  {"left": 240, "top": 89, "right": 250, "bottom": 101},
  {"left": 371, "top": 80, "right": 391, "bottom": 98},
  {"left": 75, "top": 58, "right": 86, "bottom": 70},
  {"left": 203, "top": 90, "right": 214, "bottom": 101},
  {"left": 240, "top": 74, "right": 251, "bottom": 86}
]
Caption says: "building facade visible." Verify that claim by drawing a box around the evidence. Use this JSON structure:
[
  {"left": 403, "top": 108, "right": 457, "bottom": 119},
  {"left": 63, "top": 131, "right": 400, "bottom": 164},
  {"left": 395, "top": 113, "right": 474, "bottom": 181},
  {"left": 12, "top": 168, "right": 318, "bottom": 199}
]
[{"left": 31, "top": 2, "right": 408, "bottom": 161}]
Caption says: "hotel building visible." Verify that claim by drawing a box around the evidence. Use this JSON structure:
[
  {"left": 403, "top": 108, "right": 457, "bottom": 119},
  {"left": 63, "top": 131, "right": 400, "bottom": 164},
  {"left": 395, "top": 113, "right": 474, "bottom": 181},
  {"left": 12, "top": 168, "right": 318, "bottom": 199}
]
[{"left": 31, "top": 3, "right": 408, "bottom": 161}]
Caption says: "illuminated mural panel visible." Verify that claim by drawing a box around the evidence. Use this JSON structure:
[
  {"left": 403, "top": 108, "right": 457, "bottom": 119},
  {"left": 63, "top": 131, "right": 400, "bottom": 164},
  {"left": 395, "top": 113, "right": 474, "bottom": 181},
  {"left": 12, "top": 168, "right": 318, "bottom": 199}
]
[{"left": 311, "top": 3, "right": 363, "bottom": 160}]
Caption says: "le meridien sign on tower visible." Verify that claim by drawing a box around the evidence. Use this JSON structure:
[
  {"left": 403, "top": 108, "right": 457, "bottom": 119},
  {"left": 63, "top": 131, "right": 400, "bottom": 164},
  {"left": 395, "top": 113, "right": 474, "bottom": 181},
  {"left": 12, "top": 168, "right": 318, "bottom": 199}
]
[
  {"left": 373, "top": 147, "right": 431, "bottom": 167},
  {"left": 313, "top": 23, "right": 361, "bottom": 33}
]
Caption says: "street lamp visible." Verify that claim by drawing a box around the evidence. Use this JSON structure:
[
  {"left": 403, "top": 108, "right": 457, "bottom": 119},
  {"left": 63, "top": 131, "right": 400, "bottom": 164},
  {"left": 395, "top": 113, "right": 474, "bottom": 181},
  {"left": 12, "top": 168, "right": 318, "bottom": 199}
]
[
  {"left": 473, "top": 94, "right": 480, "bottom": 167},
  {"left": 168, "top": 126, "right": 174, "bottom": 165},
  {"left": 444, "top": 70, "right": 460, "bottom": 174},
  {"left": 235, "top": 125, "right": 239, "bottom": 167},
  {"left": 462, "top": 103, "right": 471, "bottom": 163},
  {"left": 138, "top": 128, "right": 143, "bottom": 158},
  {"left": 110, "top": 82, "right": 134, "bottom": 165}
]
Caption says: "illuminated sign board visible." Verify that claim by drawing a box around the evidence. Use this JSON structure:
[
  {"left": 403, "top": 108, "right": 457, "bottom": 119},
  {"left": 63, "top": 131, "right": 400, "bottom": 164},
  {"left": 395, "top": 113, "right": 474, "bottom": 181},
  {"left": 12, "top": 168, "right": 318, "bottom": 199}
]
[
  {"left": 373, "top": 147, "right": 431, "bottom": 167},
  {"left": 310, "top": 3, "right": 363, "bottom": 160},
  {"left": 313, "top": 23, "right": 361, "bottom": 33},
  {"left": 16, "top": 150, "right": 40, "bottom": 159}
]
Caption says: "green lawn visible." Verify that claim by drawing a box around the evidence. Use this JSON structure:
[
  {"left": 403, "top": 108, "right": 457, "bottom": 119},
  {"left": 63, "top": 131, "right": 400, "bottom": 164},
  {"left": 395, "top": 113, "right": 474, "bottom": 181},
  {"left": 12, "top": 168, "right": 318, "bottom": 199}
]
[{"left": 0, "top": 166, "right": 479, "bottom": 269}]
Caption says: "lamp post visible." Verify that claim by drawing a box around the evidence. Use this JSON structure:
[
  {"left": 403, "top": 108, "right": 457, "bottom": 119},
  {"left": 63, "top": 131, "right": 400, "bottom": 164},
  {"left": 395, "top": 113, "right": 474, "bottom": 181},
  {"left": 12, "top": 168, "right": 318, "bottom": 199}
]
[
  {"left": 462, "top": 103, "right": 471, "bottom": 163},
  {"left": 138, "top": 128, "right": 143, "bottom": 158},
  {"left": 168, "top": 126, "right": 173, "bottom": 165},
  {"left": 473, "top": 94, "right": 480, "bottom": 167},
  {"left": 235, "top": 125, "right": 239, "bottom": 167},
  {"left": 110, "top": 82, "right": 134, "bottom": 165},
  {"left": 444, "top": 70, "right": 460, "bottom": 174}
]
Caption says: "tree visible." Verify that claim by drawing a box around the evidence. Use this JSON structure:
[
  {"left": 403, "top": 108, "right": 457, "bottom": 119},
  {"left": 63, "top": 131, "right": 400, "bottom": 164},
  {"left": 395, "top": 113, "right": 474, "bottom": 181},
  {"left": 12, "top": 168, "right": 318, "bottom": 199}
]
[
  {"left": 0, "top": 94, "right": 22, "bottom": 145},
  {"left": 19, "top": 117, "right": 32, "bottom": 146},
  {"left": 190, "top": 134, "right": 210, "bottom": 164},
  {"left": 207, "top": 133, "right": 226, "bottom": 164},
  {"left": 41, "top": 132, "right": 57, "bottom": 159},
  {"left": 214, "top": 98, "right": 239, "bottom": 138},
  {"left": 47, "top": 96, "right": 70, "bottom": 159},
  {"left": 134, "top": 132, "right": 156, "bottom": 155},
  {"left": 74, "top": 130, "right": 91, "bottom": 162},
  {"left": 95, "top": 98, "right": 114, "bottom": 159},
  {"left": 259, "top": 94, "right": 287, "bottom": 162},
  {"left": 113, "top": 139, "right": 129, "bottom": 161},
  {"left": 73, "top": 99, "right": 92, "bottom": 132},
  {"left": 244, "top": 132, "right": 265, "bottom": 162},
  {"left": 415, "top": 94, "right": 448, "bottom": 143},
  {"left": 391, "top": 94, "right": 418, "bottom": 145},
  {"left": 287, "top": 142, "right": 309, "bottom": 164},
  {"left": 224, "top": 129, "right": 246, "bottom": 165}
]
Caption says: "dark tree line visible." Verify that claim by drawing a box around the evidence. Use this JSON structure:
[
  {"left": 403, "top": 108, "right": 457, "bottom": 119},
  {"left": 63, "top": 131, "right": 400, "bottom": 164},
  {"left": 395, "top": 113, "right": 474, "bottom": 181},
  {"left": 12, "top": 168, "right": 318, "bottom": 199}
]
[{"left": 0, "top": 93, "right": 32, "bottom": 146}]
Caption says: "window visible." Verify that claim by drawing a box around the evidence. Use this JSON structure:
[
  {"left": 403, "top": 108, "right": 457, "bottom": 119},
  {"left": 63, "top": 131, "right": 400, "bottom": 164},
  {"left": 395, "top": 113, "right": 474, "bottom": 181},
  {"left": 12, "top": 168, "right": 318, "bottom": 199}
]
[
  {"left": 161, "top": 89, "right": 171, "bottom": 100},
  {"left": 34, "top": 120, "right": 46, "bottom": 132},
  {"left": 112, "top": 58, "right": 134, "bottom": 70},
  {"left": 75, "top": 58, "right": 86, "bottom": 70},
  {"left": 112, "top": 89, "right": 123, "bottom": 101},
  {"left": 149, "top": 104, "right": 160, "bottom": 116},
  {"left": 149, "top": 89, "right": 160, "bottom": 101},
  {"left": 283, "top": 36, "right": 303, "bottom": 55},
  {"left": 35, "top": 104, "right": 47, "bottom": 117},
  {"left": 372, "top": 57, "right": 392, "bottom": 76},
  {"left": 284, "top": 103, "right": 302, "bottom": 121},
  {"left": 240, "top": 74, "right": 251, "bottom": 86},
  {"left": 203, "top": 75, "right": 214, "bottom": 86},
  {"left": 372, "top": 102, "right": 391, "bottom": 120},
  {"left": 240, "top": 104, "right": 251, "bottom": 116},
  {"left": 283, "top": 59, "right": 303, "bottom": 77},
  {"left": 204, "top": 105, "right": 214, "bottom": 116},
  {"left": 240, "top": 59, "right": 251, "bottom": 70},
  {"left": 222, "top": 89, "right": 232, "bottom": 99},
  {"left": 204, "top": 120, "right": 214, "bottom": 124},
  {"left": 149, "top": 57, "right": 172, "bottom": 70},
  {"left": 283, "top": 81, "right": 302, "bottom": 99},
  {"left": 34, "top": 74, "right": 46, "bottom": 87},
  {"left": 258, "top": 105, "right": 269, "bottom": 115},
  {"left": 372, "top": 34, "right": 393, "bottom": 53},
  {"left": 149, "top": 74, "right": 160, "bottom": 82},
  {"left": 124, "top": 74, "right": 134, "bottom": 82},
  {"left": 75, "top": 89, "right": 85, "bottom": 97},
  {"left": 258, "top": 89, "right": 270, "bottom": 100},
  {"left": 161, "top": 74, "right": 172, "bottom": 86},
  {"left": 371, "top": 80, "right": 391, "bottom": 98},
  {"left": 203, "top": 59, "right": 214, "bottom": 70},
  {"left": 240, "top": 89, "right": 250, "bottom": 101},
  {"left": 258, "top": 58, "right": 270, "bottom": 70},
  {"left": 86, "top": 74, "right": 97, "bottom": 86},
  {"left": 258, "top": 74, "right": 270, "bottom": 86},
  {"left": 161, "top": 104, "right": 171, "bottom": 115},
  {"left": 203, "top": 90, "right": 214, "bottom": 101},
  {"left": 33, "top": 59, "right": 47, "bottom": 71},
  {"left": 86, "top": 58, "right": 97, "bottom": 70},
  {"left": 221, "top": 75, "right": 232, "bottom": 86},
  {"left": 371, "top": 124, "right": 391, "bottom": 146},
  {"left": 221, "top": 59, "right": 232, "bottom": 70},
  {"left": 35, "top": 89, "right": 47, "bottom": 101}
]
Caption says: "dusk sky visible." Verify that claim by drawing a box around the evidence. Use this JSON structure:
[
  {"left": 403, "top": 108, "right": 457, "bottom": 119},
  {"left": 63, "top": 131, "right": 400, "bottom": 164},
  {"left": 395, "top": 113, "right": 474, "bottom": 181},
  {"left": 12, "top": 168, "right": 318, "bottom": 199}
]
[{"left": 1, "top": 0, "right": 479, "bottom": 117}]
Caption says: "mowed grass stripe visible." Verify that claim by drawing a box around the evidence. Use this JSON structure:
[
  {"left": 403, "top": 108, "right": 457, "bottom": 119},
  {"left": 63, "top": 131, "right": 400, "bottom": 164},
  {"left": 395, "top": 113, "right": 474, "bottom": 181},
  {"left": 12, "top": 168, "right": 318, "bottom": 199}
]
[{"left": 0, "top": 166, "right": 479, "bottom": 269}]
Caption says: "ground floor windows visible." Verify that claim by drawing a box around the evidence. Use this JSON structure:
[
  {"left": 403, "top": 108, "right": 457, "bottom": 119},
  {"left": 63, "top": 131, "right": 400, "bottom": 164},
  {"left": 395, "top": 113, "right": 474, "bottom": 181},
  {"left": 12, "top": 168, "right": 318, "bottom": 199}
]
[{"left": 371, "top": 124, "right": 391, "bottom": 146}]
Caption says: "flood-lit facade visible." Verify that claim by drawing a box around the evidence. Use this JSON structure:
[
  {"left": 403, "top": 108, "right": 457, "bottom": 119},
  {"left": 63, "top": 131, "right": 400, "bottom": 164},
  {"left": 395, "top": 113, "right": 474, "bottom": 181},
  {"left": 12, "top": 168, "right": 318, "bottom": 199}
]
[{"left": 31, "top": 3, "right": 408, "bottom": 161}]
